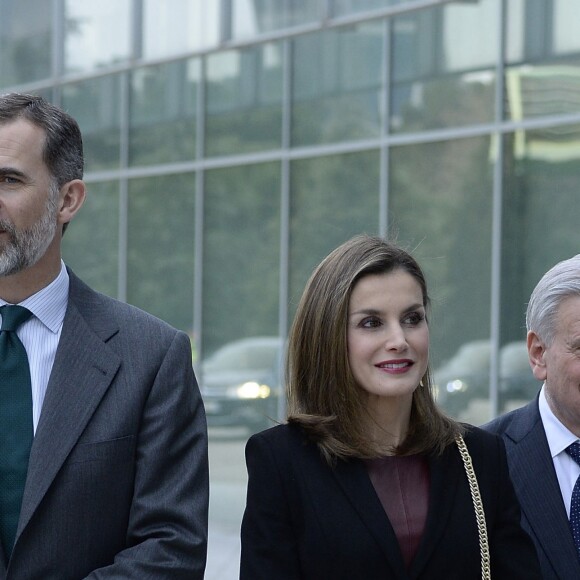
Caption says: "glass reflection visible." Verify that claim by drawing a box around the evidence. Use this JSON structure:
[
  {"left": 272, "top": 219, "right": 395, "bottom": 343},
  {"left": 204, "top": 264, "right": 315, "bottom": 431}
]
[
  {"left": 0, "top": 0, "right": 52, "bottom": 87},
  {"left": 127, "top": 174, "right": 196, "bottom": 334},
  {"left": 231, "top": 0, "right": 324, "bottom": 39},
  {"left": 498, "top": 340, "right": 540, "bottom": 414},
  {"left": 500, "top": 128, "right": 580, "bottom": 412},
  {"left": 333, "top": 0, "right": 408, "bottom": 17},
  {"left": 200, "top": 336, "right": 284, "bottom": 432},
  {"left": 391, "top": 0, "right": 498, "bottom": 132},
  {"left": 433, "top": 340, "right": 491, "bottom": 419},
  {"left": 202, "top": 163, "right": 281, "bottom": 577},
  {"left": 130, "top": 59, "right": 199, "bottom": 166},
  {"left": 389, "top": 137, "right": 493, "bottom": 424},
  {"left": 292, "top": 24, "right": 383, "bottom": 146},
  {"left": 65, "top": 0, "right": 131, "bottom": 74},
  {"left": 61, "top": 76, "right": 122, "bottom": 172},
  {"left": 202, "top": 163, "right": 280, "bottom": 358},
  {"left": 506, "top": 0, "right": 580, "bottom": 121},
  {"left": 62, "top": 181, "right": 119, "bottom": 299},
  {"left": 142, "top": 0, "right": 220, "bottom": 58},
  {"left": 205, "top": 44, "right": 283, "bottom": 157},
  {"left": 554, "top": 0, "right": 580, "bottom": 54},
  {"left": 289, "top": 151, "right": 379, "bottom": 309}
]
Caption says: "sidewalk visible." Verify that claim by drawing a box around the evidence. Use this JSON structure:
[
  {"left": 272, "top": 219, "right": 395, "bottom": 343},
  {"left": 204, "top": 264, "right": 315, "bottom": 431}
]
[
  {"left": 206, "top": 522, "right": 240, "bottom": 580},
  {"left": 205, "top": 480, "right": 245, "bottom": 579}
]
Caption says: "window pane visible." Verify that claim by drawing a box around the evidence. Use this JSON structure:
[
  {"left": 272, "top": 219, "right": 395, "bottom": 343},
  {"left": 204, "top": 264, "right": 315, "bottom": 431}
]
[
  {"left": 142, "top": 0, "right": 220, "bottom": 58},
  {"left": 500, "top": 128, "right": 580, "bottom": 411},
  {"left": 127, "top": 174, "right": 196, "bottom": 333},
  {"left": 232, "top": 0, "right": 324, "bottom": 40},
  {"left": 61, "top": 75, "right": 122, "bottom": 172},
  {"left": 289, "top": 151, "right": 380, "bottom": 307},
  {"left": 205, "top": 44, "right": 283, "bottom": 157},
  {"left": 506, "top": 0, "right": 580, "bottom": 121},
  {"left": 333, "top": 0, "right": 415, "bottom": 17},
  {"left": 130, "top": 59, "right": 199, "bottom": 166},
  {"left": 202, "top": 163, "right": 281, "bottom": 580},
  {"left": 0, "top": 0, "right": 52, "bottom": 87},
  {"left": 65, "top": 0, "right": 131, "bottom": 74},
  {"left": 292, "top": 24, "right": 384, "bottom": 146},
  {"left": 554, "top": 0, "right": 580, "bottom": 54},
  {"left": 62, "top": 181, "right": 119, "bottom": 299},
  {"left": 391, "top": 0, "right": 498, "bottom": 132},
  {"left": 389, "top": 137, "right": 493, "bottom": 425},
  {"left": 202, "top": 163, "right": 280, "bottom": 357}
]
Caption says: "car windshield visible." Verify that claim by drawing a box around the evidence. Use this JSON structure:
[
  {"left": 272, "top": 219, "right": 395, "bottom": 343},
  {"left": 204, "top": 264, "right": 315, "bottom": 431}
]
[{"left": 203, "top": 341, "right": 280, "bottom": 372}]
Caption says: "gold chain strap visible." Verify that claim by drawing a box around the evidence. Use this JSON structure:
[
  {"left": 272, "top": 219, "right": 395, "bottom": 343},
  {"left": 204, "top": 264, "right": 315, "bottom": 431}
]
[{"left": 455, "top": 434, "right": 491, "bottom": 580}]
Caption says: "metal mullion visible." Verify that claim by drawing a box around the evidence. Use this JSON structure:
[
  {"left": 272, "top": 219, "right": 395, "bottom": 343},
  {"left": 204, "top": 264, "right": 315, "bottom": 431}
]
[
  {"left": 380, "top": 18, "right": 391, "bottom": 238},
  {"left": 277, "top": 38, "right": 292, "bottom": 421},
  {"left": 117, "top": 72, "right": 130, "bottom": 303},
  {"left": 488, "top": 0, "right": 509, "bottom": 420},
  {"left": 193, "top": 55, "right": 207, "bottom": 367}
]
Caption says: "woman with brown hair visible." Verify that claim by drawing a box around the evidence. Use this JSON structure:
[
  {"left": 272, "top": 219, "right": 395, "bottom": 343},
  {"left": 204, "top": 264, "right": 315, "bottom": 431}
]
[{"left": 240, "top": 234, "right": 540, "bottom": 579}]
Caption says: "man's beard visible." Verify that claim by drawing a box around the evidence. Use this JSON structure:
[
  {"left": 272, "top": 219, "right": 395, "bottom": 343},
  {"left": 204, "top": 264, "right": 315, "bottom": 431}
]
[{"left": 0, "top": 190, "right": 59, "bottom": 277}]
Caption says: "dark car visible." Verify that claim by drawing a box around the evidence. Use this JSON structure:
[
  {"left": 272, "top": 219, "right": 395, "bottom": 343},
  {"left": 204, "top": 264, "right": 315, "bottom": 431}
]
[{"left": 199, "top": 336, "right": 285, "bottom": 431}]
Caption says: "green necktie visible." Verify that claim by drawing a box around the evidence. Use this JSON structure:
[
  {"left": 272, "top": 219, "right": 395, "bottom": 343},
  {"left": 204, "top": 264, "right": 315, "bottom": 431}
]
[{"left": 0, "top": 305, "right": 33, "bottom": 558}]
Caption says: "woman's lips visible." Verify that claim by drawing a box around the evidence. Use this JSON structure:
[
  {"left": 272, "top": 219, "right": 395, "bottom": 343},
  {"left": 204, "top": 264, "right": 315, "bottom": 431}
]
[{"left": 375, "top": 360, "right": 413, "bottom": 374}]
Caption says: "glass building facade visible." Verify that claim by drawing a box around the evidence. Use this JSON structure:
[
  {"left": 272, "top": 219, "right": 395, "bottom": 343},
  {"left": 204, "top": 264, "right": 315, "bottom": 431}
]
[{"left": 2, "top": 0, "right": 580, "bottom": 576}]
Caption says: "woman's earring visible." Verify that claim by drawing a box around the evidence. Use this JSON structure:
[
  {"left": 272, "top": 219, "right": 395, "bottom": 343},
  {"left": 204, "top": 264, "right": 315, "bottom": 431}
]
[{"left": 419, "top": 379, "right": 424, "bottom": 388}]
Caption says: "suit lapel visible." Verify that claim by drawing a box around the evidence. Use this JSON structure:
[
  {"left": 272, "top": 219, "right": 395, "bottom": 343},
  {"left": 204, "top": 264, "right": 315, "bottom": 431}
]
[
  {"left": 16, "top": 275, "right": 121, "bottom": 539},
  {"left": 409, "top": 445, "right": 461, "bottom": 578},
  {"left": 504, "top": 401, "right": 580, "bottom": 577},
  {"left": 0, "top": 543, "right": 5, "bottom": 577},
  {"left": 332, "top": 458, "right": 408, "bottom": 578},
  {"left": 331, "top": 448, "right": 462, "bottom": 579}
]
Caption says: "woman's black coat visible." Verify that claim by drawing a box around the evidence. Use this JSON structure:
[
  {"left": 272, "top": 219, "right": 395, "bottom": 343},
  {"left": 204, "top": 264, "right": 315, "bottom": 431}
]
[{"left": 240, "top": 423, "right": 541, "bottom": 579}]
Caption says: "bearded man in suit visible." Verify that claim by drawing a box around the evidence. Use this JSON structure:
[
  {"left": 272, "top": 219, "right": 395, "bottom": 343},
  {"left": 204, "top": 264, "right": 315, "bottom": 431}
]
[
  {"left": 0, "top": 93, "right": 208, "bottom": 578},
  {"left": 484, "top": 254, "right": 580, "bottom": 580}
]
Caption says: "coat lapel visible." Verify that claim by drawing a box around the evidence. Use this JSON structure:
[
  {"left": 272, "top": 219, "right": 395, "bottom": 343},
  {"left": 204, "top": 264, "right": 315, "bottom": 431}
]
[
  {"left": 332, "top": 458, "right": 409, "bottom": 578},
  {"left": 409, "top": 445, "right": 462, "bottom": 578},
  {"left": 504, "top": 401, "right": 580, "bottom": 578},
  {"left": 16, "top": 274, "right": 121, "bottom": 540},
  {"left": 331, "top": 448, "right": 463, "bottom": 579}
]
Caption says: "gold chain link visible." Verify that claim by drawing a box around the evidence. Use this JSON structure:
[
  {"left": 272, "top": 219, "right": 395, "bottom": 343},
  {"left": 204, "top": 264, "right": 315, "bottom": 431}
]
[{"left": 455, "top": 434, "right": 491, "bottom": 580}]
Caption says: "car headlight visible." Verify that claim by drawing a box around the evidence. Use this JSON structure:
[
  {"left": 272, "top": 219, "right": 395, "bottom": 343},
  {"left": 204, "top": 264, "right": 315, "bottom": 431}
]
[
  {"left": 446, "top": 379, "right": 467, "bottom": 393},
  {"left": 233, "top": 381, "right": 272, "bottom": 399}
]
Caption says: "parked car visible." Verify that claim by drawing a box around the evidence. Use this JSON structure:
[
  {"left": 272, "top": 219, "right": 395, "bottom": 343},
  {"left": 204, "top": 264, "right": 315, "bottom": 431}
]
[
  {"left": 434, "top": 339, "right": 540, "bottom": 417},
  {"left": 199, "top": 336, "right": 285, "bottom": 431},
  {"left": 433, "top": 340, "right": 491, "bottom": 417},
  {"left": 498, "top": 340, "right": 541, "bottom": 408}
]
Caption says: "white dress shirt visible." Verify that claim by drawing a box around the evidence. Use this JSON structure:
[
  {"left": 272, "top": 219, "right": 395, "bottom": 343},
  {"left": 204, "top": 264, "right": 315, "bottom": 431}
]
[
  {"left": 539, "top": 384, "right": 580, "bottom": 518},
  {"left": 0, "top": 261, "right": 69, "bottom": 434}
]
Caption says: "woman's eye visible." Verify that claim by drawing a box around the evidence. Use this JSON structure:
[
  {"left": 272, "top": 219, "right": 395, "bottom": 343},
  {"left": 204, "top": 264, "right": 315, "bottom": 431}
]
[
  {"left": 403, "top": 312, "right": 425, "bottom": 326},
  {"left": 361, "top": 317, "right": 382, "bottom": 329}
]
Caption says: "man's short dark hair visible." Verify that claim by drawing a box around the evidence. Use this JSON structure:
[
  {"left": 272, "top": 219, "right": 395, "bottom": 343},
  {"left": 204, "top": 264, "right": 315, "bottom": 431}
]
[{"left": 0, "top": 93, "right": 84, "bottom": 187}]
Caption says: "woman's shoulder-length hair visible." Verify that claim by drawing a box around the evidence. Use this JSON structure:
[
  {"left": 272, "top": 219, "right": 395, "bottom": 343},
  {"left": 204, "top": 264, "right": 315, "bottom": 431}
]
[{"left": 286, "top": 234, "right": 463, "bottom": 465}]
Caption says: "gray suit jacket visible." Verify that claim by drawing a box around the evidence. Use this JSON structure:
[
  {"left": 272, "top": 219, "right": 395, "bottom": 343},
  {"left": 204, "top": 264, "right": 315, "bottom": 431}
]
[
  {"left": 483, "top": 397, "right": 580, "bottom": 579},
  {"left": 1, "top": 270, "right": 209, "bottom": 579}
]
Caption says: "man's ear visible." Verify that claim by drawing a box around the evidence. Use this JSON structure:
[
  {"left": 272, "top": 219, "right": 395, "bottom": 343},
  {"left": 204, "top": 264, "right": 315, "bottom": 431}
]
[
  {"left": 58, "top": 179, "right": 86, "bottom": 227},
  {"left": 527, "top": 330, "right": 548, "bottom": 381}
]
